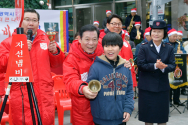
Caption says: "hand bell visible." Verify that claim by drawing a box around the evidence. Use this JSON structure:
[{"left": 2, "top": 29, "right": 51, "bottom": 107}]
[{"left": 88, "top": 80, "right": 101, "bottom": 92}]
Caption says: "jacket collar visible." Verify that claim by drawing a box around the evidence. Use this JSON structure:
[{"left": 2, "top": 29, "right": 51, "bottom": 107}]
[
  {"left": 97, "top": 55, "right": 126, "bottom": 67},
  {"left": 149, "top": 40, "right": 166, "bottom": 55}
]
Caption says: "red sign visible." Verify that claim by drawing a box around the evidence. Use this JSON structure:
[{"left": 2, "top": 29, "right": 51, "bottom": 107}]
[
  {"left": 5, "top": 34, "right": 34, "bottom": 82},
  {"left": 15, "top": 0, "right": 24, "bottom": 27}
]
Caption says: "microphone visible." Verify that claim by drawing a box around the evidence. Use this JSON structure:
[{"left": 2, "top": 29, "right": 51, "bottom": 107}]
[{"left": 27, "top": 29, "right": 33, "bottom": 40}]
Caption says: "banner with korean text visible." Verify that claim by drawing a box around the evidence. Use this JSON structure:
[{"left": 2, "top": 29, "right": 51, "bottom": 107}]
[
  {"left": 169, "top": 54, "right": 188, "bottom": 89},
  {"left": 0, "top": 8, "right": 69, "bottom": 52}
]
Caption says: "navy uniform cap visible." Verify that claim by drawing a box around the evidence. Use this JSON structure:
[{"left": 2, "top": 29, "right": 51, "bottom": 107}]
[{"left": 150, "top": 20, "right": 166, "bottom": 29}]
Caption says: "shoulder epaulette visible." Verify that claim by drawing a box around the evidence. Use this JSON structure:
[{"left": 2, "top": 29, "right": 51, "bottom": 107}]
[
  {"left": 142, "top": 42, "right": 148, "bottom": 45},
  {"left": 165, "top": 43, "right": 172, "bottom": 46}
]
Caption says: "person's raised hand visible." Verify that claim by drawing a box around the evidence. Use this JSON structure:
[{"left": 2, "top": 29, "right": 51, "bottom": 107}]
[
  {"left": 178, "top": 51, "right": 183, "bottom": 54},
  {"left": 48, "top": 40, "right": 57, "bottom": 53},
  {"left": 64, "top": 52, "right": 69, "bottom": 57},
  {"left": 124, "top": 60, "right": 132, "bottom": 70},
  {"left": 83, "top": 86, "right": 98, "bottom": 99},
  {"left": 27, "top": 40, "right": 32, "bottom": 51}
]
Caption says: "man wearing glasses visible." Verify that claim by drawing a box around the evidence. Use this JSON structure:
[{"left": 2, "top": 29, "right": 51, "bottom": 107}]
[
  {"left": 0, "top": 9, "right": 64, "bottom": 125},
  {"left": 99, "top": 14, "right": 137, "bottom": 92}
]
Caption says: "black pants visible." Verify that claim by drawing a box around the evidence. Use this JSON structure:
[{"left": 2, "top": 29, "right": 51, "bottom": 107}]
[
  {"left": 95, "top": 122, "right": 126, "bottom": 125},
  {"left": 170, "top": 88, "right": 180, "bottom": 103}
]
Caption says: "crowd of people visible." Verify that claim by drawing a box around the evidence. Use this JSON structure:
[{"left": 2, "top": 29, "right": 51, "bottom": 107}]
[{"left": 0, "top": 7, "right": 187, "bottom": 125}]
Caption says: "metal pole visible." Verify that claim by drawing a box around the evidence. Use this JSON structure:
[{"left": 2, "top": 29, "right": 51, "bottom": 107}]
[
  {"left": 27, "top": 83, "right": 36, "bottom": 125},
  {"left": 0, "top": 82, "right": 12, "bottom": 122},
  {"left": 152, "top": 0, "right": 158, "bottom": 21},
  {"left": 29, "top": 82, "right": 42, "bottom": 125}
]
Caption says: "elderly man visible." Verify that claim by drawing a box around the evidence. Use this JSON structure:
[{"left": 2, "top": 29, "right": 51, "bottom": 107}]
[
  {"left": 63, "top": 24, "right": 132, "bottom": 125},
  {"left": 63, "top": 24, "right": 103, "bottom": 125},
  {"left": 0, "top": 9, "right": 64, "bottom": 124},
  {"left": 163, "top": 28, "right": 186, "bottom": 106}
]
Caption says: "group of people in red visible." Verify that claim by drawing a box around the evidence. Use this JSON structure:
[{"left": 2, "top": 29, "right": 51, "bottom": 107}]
[
  {"left": 0, "top": 6, "right": 186, "bottom": 125},
  {"left": 0, "top": 8, "right": 135, "bottom": 125}
]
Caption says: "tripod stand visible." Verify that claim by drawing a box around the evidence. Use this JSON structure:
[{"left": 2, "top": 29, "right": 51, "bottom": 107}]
[
  {"left": 0, "top": 82, "right": 42, "bottom": 125},
  {"left": 182, "top": 86, "right": 188, "bottom": 113},
  {"left": 169, "top": 103, "right": 181, "bottom": 115},
  {"left": 0, "top": 27, "right": 42, "bottom": 125}
]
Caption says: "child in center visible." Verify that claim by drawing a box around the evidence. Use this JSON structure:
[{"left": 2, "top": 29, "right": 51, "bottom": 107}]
[{"left": 87, "top": 32, "right": 134, "bottom": 125}]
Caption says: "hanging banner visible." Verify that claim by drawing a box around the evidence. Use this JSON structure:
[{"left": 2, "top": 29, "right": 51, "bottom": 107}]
[
  {"left": 0, "top": 8, "right": 69, "bottom": 52},
  {"left": 169, "top": 54, "right": 188, "bottom": 89}
]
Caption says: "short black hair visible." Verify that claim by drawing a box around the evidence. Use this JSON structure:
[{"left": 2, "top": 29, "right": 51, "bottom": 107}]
[
  {"left": 107, "top": 14, "right": 123, "bottom": 24},
  {"left": 150, "top": 28, "right": 167, "bottom": 39},
  {"left": 24, "top": 8, "right": 40, "bottom": 21},
  {"left": 79, "top": 24, "right": 99, "bottom": 39},
  {"left": 102, "top": 32, "right": 123, "bottom": 49}
]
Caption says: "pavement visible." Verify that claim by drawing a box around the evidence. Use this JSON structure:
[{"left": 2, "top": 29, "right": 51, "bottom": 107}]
[{"left": 57, "top": 93, "right": 188, "bottom": 125}]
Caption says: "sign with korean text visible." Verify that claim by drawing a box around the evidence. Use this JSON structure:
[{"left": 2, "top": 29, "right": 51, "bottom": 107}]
[
  {"left": 169, "top": 54, "right": 188, "bottom": 89},
  {"left": 0, "top": 8, "right": 69, "bottom": 52},
  {"left": 5, "top": 34, "right": 34, "bottom": 82},
  {"left": 0, "top": 8, "right": 17, "bottom": 41}
]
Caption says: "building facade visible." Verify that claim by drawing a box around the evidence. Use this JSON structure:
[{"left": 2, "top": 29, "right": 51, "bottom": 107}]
[
  {"left": 51, "top": 0, "right": 187, "bottom": 41},
  {"left": 52, "top": 0, "right": 136, "bottom": 41}
]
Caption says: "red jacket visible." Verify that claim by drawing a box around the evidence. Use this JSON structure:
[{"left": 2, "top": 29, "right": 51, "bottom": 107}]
[
  {"left": 63, "top": 40, "right": 103, "bottom": 125},
  {"left": 99, "top": 30, "right": 137, "bottom": 87},
  {"left": 0, "top": 73, "right": 5, "bottom": 96},
  {"left": 0, "top": 29, "right": 65, "bottom": 125}
]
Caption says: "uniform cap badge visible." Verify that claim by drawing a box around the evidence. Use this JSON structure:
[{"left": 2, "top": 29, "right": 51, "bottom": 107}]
[{"left": 156, "top": 22, "right": 160, "bottom": 26}]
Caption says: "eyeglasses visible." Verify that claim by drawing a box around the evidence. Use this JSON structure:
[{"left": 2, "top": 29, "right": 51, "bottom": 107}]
[
  {"left": 110, "top": 22, "right": 122, "bottom": 27},
  {"left": 23, "top": 18, "right": 38, "bottom": 23}
]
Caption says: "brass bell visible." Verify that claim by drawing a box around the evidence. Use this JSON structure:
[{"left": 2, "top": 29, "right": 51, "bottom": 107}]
[
  {"left": 46, "top": 31, "right": 56, "bottom": 41},
  {"left": 88, "top": 80, "right": 101, "bottom": 92}
]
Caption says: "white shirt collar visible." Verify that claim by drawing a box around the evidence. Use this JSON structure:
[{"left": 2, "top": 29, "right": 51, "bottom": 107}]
[{"left": 153, "top": 42, "right": 162, "bottom": 53}]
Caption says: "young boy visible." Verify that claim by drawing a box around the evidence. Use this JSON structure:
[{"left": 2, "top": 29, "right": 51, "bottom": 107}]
[{"left": 87, "top": 32, "right": 134, "bottom": 125}]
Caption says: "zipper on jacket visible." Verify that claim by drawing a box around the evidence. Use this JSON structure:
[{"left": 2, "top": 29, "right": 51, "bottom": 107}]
[
  {"left": 113, "top": 68, "right": 116, "bottom": 100},
  {"left": 113, "top": 68, "right": 118, "bottom": 119}
]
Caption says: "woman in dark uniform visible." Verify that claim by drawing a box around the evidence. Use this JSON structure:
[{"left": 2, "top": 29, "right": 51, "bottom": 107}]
[{"left": 137, "top": 20, "right": 176, "bottom": 125}]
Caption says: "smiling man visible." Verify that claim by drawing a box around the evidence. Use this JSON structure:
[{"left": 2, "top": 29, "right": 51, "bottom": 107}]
[
  {"left": 63, "top": 24, "right": 104, "bottom": 125},
  {"left": 0, "top": 9, "right": 64, "bottom": 125}
]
